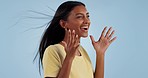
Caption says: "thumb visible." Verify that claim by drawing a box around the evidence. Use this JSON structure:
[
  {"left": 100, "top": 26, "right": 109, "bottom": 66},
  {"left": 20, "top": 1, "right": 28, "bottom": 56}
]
[
  {"left": 90, "top": 35, "right": 95, "bottom": 44},
  {"left": 61, "top": 41, "right": 67, "bottom": 48}
]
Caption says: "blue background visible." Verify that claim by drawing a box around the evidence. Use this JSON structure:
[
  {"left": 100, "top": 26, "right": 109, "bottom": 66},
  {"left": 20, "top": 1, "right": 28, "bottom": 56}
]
[{"left": 0, "top": 0, "right": 148, "bottom": 78}]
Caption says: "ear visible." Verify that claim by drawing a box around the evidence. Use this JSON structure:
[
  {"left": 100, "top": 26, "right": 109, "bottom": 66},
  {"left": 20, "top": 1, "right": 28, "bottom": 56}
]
[{"left": 60, "top": 19, "right": 67, "bottom": 28}]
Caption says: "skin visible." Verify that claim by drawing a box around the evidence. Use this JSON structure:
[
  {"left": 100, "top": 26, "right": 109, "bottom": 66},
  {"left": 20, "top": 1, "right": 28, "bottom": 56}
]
[{"left": 46, "top": 5, "right": 116, "bottom": 78}]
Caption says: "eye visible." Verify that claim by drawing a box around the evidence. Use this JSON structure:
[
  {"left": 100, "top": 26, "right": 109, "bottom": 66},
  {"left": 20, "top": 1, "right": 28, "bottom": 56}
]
[
  {"left": 87, "top": 15, "right": 90, "bottom": 18},
  {"left": 76, "top": 15, "right": 83, "bottom": 19}
]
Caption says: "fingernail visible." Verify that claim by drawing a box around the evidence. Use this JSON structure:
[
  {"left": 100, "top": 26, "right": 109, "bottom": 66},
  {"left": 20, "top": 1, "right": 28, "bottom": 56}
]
[{"left": 73, "top": 30, "right": 75, "bottom": 33}]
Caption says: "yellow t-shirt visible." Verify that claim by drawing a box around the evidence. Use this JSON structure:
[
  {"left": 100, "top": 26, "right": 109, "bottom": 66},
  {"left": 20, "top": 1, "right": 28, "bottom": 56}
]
[{"left": 42, "top": 44, "right": 94, "bottom": 78}]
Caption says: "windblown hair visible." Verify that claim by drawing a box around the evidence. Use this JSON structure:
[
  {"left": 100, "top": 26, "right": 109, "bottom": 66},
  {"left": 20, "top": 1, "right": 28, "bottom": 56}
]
[{"left": 34, "top": 1, "right": 85, "bottom": 74}]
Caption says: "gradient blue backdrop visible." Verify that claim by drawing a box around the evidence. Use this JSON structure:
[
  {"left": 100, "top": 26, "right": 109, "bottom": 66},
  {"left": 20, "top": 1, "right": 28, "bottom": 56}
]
[{"left": 0, "top": 0, "right": 148, "bottom": 78}]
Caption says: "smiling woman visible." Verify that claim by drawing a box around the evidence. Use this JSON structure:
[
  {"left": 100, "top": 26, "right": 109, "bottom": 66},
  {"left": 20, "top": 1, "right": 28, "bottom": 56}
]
[
  {"left": 34, "top": 1, "right": 116, "bottom": 78},
  {"left": 60, "top": 5, "right": 90, "bottom": 38}
]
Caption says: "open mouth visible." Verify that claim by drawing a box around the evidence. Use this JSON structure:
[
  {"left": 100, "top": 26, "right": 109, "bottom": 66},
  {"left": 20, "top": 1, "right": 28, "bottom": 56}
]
[{"left": 80, "top": 26, "right": 89, "bottom": 31}]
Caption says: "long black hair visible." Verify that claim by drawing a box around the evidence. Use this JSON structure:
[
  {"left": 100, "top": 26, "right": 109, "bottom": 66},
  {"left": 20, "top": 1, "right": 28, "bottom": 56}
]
[{"left": 34, "top": 1, "right": 85, "bottom": 74}]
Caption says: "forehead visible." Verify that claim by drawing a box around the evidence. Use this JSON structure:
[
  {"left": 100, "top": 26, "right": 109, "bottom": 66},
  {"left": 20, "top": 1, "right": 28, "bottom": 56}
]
[{"left": 69, "top": 5, "right": 88, "bottom": 15}]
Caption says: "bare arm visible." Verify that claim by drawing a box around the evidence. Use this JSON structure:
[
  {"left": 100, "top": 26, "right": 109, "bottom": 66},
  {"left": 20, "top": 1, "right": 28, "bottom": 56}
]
[
  {"left": 90, "top": 27, "right": 116, "bottom": 78},
  {"left": 57, "top": 55, "right": 74, "bottom": 78},
  {"left": 94, "top": 54, "right": 105, "bottom": 78}
]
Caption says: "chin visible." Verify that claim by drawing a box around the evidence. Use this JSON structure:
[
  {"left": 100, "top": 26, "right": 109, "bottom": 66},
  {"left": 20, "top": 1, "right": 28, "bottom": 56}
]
[
  {"left": 80, "top": 34, "right": 88, "bottom": 38},
  {"left": 82, "top": 36, "right": 88, "bottom": 38}
]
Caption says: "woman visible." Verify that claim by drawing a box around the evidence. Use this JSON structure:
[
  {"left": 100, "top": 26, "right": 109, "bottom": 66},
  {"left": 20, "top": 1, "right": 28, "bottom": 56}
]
[{"left": 37, "top": 1, "right": 116, "bottom": 78}]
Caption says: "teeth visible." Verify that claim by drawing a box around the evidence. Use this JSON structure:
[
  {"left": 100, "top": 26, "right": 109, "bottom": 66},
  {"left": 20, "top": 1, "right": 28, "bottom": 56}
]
[
  {"left": 81, "top": 26, "right": 88, "bottom": 29},
  {"left": 80, "top": 26, "right": 88, "bottom": 31}
]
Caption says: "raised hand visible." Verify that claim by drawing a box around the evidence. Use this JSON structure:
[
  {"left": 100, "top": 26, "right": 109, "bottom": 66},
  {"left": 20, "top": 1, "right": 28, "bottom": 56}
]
[
  {"left": 61, "top": 29, "right": 80, "bottom": 59},
  {"left": 90, "top": 27, "right": 116, "bottom": 55}
]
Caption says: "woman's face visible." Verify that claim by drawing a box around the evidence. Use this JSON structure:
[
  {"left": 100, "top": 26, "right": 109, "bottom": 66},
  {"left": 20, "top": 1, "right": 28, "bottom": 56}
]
[{"left": 65, "top": 5, "right": 90, "bottom": 38}]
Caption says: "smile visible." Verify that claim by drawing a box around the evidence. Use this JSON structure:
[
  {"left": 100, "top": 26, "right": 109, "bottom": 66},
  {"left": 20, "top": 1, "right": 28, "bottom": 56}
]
[{"left": 80, "top": 26, "right": 89, "bottom": 31}]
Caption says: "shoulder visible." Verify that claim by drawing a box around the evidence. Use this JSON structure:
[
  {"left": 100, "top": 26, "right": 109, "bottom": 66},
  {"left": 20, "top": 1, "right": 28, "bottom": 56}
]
[
  {"left": 44, "top": 44, "right": 65, "bottom": 59},
  {"left": 45, "top": 44, "right": 64, "bottom": 53}
]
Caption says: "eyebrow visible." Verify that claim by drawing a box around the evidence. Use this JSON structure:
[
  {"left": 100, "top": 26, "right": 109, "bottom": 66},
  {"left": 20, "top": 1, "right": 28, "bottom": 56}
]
[{"left": 75, "top": 12, "right": 89, "bottom": 16}]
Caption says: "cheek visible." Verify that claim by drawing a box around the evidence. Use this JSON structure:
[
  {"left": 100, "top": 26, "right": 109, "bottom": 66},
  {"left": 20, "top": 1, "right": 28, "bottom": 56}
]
[{"left": 67, "top": 21, "right": 82, "bottom": 30}]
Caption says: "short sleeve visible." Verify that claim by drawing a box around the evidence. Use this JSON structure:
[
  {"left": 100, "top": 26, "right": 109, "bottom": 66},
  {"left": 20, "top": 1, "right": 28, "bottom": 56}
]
[{"left": 42, "top": 46, "right": 61, "bottom": 77}]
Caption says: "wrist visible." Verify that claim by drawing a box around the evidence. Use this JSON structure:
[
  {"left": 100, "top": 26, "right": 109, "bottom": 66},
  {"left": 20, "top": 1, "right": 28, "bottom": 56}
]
[
  {"left": 96, "top": 51, "right": 105, "bottom": 57},
  {"left": 65, "top": 55, "right": 75, "bottom": 62}
]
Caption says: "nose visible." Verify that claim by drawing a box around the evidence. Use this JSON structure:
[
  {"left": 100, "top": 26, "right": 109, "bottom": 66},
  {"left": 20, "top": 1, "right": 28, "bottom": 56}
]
[{"left": 83, "top": 16, "right": 90, "bottom": 24}]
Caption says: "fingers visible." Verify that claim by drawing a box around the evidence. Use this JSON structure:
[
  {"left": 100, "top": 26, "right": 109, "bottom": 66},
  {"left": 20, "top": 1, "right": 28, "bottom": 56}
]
[
  {"left": 71, "top": 30, "right": 80, "bottom": 48},
  {"left": 108, "top": 30, "right": 115, "bottom": 40},
  {"left": 65, "top": 28, "right": 68, "bottom": 43},
  {"left": 100, "top": 26, "right": 107, "bottom": 39},
  {"left": 68, "top": 29, "right": 72, "bottom": 46},
  {"left": 64, "top": 29, "right": 79, "bottom": 48},
  {"left": 73, "top": 34, "right": 80, "bottom": 48},
  {"left": 100, "top": 26, "right": 116, "bottom": 43},
  {"left": 61, "top": 41, "right": 67, "bottom": 48},
  {"left": 101, "top": 27, "right": 115, "bottom": 38},
  {"left": 105, "top": 27, "right": 112, "bottom": 38},
  {"left": 90, "top": 35, "right": 95, "bottom": 44},
  {"left": 109, "top": 37, "right": 117, "bottom": 44},
  {"left": 71, "top": 30, "right": 75, "bottom": 46}
]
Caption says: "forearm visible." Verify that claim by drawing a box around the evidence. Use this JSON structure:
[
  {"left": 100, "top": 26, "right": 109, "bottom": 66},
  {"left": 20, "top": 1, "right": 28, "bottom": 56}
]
[
  {"left": 94, "top": 54, "right": 105, "bottom": 78},
  {"left": 57, "top": 55, "right": 74, "bottom": 78}
]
